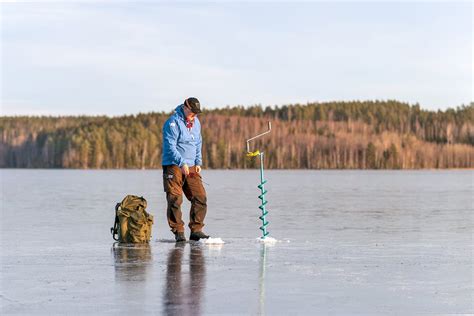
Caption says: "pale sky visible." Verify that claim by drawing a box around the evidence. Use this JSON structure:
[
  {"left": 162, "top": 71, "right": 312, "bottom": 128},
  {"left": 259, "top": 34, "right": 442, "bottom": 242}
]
[{"left": 1, "top": 1, "right": 472, "bottom": 116}]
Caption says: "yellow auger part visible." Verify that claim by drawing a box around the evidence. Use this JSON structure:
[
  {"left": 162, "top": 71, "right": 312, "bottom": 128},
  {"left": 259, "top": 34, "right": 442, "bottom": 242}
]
[{"left": 246, "top": 150, "right": 260, "bottom": 157}]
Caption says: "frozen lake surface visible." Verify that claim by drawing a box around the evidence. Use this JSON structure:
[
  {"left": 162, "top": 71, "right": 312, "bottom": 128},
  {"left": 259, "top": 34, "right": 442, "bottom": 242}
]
[{"left": 1, "top": 169, "right": 473, "bottom": 314}]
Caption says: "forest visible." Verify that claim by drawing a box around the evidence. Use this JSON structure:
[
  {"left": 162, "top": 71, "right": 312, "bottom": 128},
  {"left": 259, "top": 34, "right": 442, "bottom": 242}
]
[{"left": 1, "top": 100, "right": 473, "bottom": 169}]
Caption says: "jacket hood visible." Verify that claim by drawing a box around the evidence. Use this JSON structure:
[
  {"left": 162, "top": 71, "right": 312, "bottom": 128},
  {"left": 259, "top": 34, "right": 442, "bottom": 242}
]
[{"left": 174, "top": 104, "right": 185, "bottom": 121}]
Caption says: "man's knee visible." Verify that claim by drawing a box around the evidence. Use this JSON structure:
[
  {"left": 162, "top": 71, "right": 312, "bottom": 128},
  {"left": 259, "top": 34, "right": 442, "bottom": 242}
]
[
  {"left": 167, "top": 194, "right": 183, "bottom": 207},
  {"left": 192, "top": 195, "right": 207, "bottom": 206}
]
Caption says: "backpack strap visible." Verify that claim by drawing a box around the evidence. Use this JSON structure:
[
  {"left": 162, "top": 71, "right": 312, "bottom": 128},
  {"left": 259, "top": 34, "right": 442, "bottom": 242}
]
[
  {"left": 139, "top": 196, "right": 147, "bottom": 210},
  {"left": 110, "top": 203, "right": 121, "bottom": 241}
]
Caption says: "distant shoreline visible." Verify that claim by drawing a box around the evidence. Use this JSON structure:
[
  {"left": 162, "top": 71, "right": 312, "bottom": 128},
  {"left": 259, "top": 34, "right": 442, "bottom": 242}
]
[
  {"left": 1, "top": 168, "right": 473, "bottom": 171},
  {"left": 2, "top": 101, "right": 473, "bottom": 169}
]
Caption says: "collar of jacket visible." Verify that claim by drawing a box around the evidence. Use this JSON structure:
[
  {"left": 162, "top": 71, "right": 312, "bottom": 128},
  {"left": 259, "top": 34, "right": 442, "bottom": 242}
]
[
  {"left": 174, "top": 104, "right": 186, "bottom": 122},
  {"left": 175, "top": 104, "right": 197, "bottom": 125}
]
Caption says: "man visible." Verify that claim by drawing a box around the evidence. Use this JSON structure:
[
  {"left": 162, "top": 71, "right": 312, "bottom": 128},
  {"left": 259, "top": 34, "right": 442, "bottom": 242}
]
[{"left": 162, "top": 97, "right": 210, "bottom": 242}]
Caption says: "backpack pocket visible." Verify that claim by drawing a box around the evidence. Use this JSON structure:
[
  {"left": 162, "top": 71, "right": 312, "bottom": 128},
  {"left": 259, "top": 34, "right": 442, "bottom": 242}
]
[{"left": 127, "top": 211, "right": 153, "bottom": 243}]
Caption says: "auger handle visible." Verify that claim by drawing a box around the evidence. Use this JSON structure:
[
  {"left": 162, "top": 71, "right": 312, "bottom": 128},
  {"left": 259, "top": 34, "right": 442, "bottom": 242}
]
[{"left": 246, "top": 121, "right": 272, "bottom": 154}]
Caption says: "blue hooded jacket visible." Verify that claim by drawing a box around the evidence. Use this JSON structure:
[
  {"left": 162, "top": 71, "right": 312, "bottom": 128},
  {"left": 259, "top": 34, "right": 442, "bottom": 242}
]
[{"left": 162, "top": 105, "right": 202, "bottom": 167}]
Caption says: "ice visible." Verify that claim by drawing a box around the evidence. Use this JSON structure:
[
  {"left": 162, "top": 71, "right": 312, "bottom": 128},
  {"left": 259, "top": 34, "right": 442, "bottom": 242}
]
[{"left": 1, "top": 170, "right": 472, "bottom": 314}]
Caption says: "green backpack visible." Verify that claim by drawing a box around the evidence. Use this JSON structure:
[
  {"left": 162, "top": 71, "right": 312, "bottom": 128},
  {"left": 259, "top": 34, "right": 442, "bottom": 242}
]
[{"left": 111, "top": 195, "right": 154, "bottom": 243}]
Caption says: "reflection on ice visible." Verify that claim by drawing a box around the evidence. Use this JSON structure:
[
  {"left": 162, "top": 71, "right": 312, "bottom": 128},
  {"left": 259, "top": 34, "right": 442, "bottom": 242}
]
[
  {"left": 259, "top": 243, "right": 268, "bottom": 316},
  {"left": 164, "top": 244, "right": 206, "bottom": 316},
  {"left": 112, "top": 243, "right": 152, "bottom": 282}
]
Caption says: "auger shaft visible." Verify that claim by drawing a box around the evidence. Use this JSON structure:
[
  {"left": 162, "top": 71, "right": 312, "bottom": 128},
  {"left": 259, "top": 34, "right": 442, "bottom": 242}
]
[{"left": 258, "top": 152, "right": 269, "bottom": 238}]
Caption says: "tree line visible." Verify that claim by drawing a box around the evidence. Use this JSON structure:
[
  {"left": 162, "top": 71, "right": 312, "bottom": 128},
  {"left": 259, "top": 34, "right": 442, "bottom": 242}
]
[{"left": 1, "top": 100, "right": 473, "bottom": 169}]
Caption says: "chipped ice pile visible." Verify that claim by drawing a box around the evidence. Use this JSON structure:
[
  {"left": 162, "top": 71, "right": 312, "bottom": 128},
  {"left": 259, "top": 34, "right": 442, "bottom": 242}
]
[
  {"left": 257, "top": 236, "right": 279, "bottom": 244},
  {"left": 199, "top": 237, "right": 225, "bottom": 244}
]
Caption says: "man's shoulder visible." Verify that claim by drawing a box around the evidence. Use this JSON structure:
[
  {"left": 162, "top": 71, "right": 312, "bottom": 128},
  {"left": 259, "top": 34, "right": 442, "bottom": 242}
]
[{"left": 164, "top": 113, "right": 179, "bottom": 126}]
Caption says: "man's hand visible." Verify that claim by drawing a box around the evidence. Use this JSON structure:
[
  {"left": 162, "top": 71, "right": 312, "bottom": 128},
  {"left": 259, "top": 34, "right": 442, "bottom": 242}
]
[
  {"left": 181, "top": 164, "right": 190, "bottom": 176},
  {"left": 195, "top": 165, "right": 201, "bottom": 174}
]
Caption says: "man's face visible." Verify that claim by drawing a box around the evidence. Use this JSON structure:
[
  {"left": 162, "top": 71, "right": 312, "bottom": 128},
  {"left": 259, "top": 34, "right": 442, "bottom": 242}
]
[{"left": 184, "top": 105, "right": 196, "bottom": 121}]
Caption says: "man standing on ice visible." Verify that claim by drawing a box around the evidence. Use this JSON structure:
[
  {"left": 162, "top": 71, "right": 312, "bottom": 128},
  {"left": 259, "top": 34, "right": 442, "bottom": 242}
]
[{"left": 162, "top": 97, "right": 210, "bottom": 242}]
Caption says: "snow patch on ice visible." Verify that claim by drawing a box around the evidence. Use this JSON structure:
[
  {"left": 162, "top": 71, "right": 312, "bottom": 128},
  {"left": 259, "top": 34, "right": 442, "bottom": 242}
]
[
  {"left": 257, "top": 236, "right": 280, "bottom": 244},
  {"left": 199, "top": 237, "right": 225, "bottom": 244}
]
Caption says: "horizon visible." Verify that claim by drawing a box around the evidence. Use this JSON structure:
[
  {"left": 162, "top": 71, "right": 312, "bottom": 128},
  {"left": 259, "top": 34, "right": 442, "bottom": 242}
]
[
  {"left": 1, "top": 99, "right": 472, "bottom": 118},
  {"left": 1, "top": 1, "right": 473, "bottom": 116}
]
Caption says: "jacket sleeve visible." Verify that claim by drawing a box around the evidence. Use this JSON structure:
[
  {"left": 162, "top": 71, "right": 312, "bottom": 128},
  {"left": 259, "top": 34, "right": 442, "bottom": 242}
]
[
  {"left": 195, "top": 130, "right": 202, "bottom": 166},
  {"left": 163, "top": 120, "right": 185, "bottom": 167}
]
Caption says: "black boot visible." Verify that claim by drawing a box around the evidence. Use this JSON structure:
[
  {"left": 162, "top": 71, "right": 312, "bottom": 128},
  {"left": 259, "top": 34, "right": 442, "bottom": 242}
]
[
  {"left": 174, "top": 232, "right": 186, "bottom": 242},
  {"left": 190, "top": 231, "right": 210, "bottom": 241}
]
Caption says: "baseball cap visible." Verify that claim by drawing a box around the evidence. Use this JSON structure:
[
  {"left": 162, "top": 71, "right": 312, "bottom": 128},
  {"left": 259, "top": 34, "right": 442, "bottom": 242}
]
[{"left": 184, "top": 97, "right": 202, "bottom": 114}]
